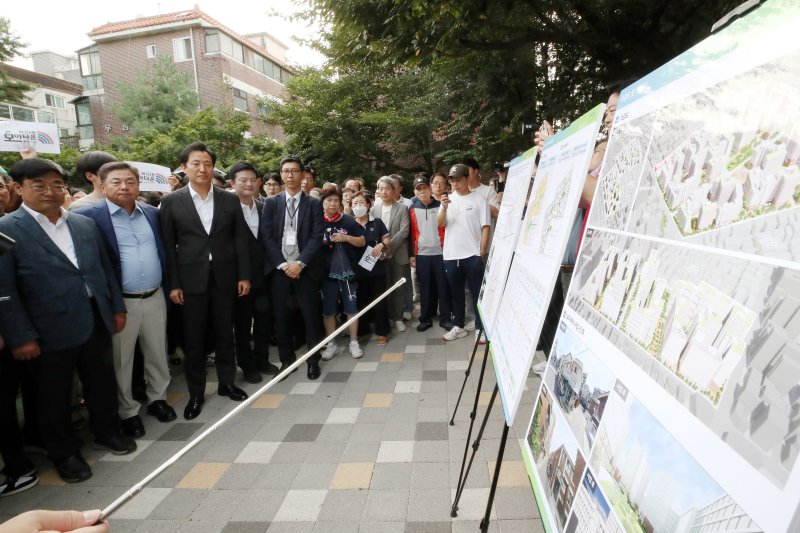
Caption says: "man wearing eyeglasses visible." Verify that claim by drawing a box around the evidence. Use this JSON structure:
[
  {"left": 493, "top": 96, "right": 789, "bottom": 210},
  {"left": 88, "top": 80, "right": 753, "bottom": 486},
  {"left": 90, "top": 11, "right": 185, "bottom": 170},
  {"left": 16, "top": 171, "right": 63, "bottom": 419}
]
[
  {"left": 0, "top": 158, "right": 135, "bottom": 484},
  {"left": 260, "top": 156, "right": 325, "bottom": 380}
]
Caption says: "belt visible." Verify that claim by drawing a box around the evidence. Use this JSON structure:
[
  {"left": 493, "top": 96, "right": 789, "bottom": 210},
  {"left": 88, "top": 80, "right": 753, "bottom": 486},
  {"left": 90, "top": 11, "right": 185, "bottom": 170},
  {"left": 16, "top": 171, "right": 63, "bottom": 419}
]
[
  {"left": 122, "top": 287, "right": 159, "bottom": 299},
  {"left": 560, "top": 265, "right": 575, "bottom": 273}
]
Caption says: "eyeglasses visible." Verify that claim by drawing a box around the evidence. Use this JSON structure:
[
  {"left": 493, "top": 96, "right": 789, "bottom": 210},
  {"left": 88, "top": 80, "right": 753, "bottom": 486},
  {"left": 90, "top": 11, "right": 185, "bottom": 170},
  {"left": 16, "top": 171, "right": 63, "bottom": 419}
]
[
  {"left": 280, "top": 169, "right": 302, "bottom": 175},
  {"left": 25, "top": 183, "right": 66, "bottom": 193},
  {"left": 0, "top": 183, "right": 7, "bottom": 190}
]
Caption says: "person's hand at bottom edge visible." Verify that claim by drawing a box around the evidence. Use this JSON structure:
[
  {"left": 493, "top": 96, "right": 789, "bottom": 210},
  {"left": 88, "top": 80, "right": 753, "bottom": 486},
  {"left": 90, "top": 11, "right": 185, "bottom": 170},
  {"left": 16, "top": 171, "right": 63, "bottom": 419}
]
[{"left": 0, "top": 509, "right": 109, "bottom": 533}]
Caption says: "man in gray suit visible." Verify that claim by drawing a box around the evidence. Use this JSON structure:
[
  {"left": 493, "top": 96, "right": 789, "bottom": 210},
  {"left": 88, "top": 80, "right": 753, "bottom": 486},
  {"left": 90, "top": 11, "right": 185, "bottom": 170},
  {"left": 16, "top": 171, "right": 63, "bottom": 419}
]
[
  {"left": 0, "top": 158, "right": 135, "bottom": 483},
  {"left": 371, "top": 176, "right": 410, "bottom": 332}
]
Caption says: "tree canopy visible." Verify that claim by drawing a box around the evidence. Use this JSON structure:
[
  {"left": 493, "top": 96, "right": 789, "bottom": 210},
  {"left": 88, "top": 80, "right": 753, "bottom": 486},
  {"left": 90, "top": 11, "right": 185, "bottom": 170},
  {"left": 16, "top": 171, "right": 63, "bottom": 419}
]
[
  {"left": 0, "top": 17, "right": 31, "bottom": 104},
  {"left": 271, "top": 0, "right": 743, "bottom": 181}
]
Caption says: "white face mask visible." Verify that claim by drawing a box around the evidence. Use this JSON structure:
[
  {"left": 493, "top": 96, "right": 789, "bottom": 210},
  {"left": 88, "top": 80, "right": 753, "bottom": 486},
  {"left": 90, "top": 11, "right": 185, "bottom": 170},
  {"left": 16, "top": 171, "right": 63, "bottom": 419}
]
[{"left": 352, "top": 205, "right": 368, "bottom": 217}]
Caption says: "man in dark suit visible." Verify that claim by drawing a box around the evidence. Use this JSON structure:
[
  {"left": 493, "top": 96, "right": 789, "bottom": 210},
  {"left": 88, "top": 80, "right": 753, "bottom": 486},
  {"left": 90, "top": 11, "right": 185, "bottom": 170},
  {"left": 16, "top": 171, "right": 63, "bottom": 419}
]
[
  {"left": 229, "top": 161, "right": 279, "bottom": 383},
  {"left": 160, "top": 142, "right": 251, "bottom": 420},
  {"left": 76, "top": 162, "right": 177, "bottom": 438},
  {"left": 0, "top": 158, "right": 135, "bottom": 483},
  {"left": 260, "top": 156, "right": 324, "bottom": 380}
]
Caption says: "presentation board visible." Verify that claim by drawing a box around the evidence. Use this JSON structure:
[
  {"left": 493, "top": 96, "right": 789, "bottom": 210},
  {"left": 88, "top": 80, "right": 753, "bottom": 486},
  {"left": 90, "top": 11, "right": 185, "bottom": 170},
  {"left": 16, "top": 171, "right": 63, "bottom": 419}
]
[
  {"left": 522, "top": 2, "right": 800, "bottom": 532},
  {"left": 490, "top": 104, "right": 605, "bottom": 426},
  {"left": 477, "top": 146, "right": 537, "bottom": 339}
]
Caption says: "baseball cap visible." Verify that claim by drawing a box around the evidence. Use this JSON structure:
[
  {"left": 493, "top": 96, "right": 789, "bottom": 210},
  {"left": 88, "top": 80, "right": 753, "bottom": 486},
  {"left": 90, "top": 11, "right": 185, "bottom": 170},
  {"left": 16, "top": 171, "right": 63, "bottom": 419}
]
[
  {"left": 448, "top": 164, "right": 469, "bottom": 179},
  {"left": 413, "top": 175, "right": 430, "bottom": 188}
]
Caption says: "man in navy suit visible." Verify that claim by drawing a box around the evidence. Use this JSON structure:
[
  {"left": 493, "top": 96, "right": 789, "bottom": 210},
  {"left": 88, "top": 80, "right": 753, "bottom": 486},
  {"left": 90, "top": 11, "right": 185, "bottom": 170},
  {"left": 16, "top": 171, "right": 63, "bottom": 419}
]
[
  {"left": 76, "top": 162, "right": 177, "bottom": 439},
  {"left": 160, "top": 142, "right": 251, "bottom": 420},
  {"left": 260, "top": 156, "right": 325, "bottom": 380},
  {"left": 0, "top": 158, "right": 135, "bottom": 483}
]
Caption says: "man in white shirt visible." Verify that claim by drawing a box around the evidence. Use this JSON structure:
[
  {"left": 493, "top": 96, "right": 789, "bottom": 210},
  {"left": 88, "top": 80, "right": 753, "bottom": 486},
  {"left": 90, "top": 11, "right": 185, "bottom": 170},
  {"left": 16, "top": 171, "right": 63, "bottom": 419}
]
[
  {"left": 461, "top": 157, "right": 500, "bottom": 219},
  {"left": 438, "top": 164, "right": 490, "bottom": 343},
  {"left": 67, "top": 151, "right": 117, "bottom": 211},
  {"left": 0, "top": 158, "right": 135, "bottom": 483}
]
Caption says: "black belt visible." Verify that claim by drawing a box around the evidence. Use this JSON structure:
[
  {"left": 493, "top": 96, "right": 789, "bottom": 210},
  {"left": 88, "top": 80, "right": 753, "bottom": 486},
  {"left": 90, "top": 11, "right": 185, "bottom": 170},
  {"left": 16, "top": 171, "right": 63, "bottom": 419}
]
[{"left": 122, "top": 287, "right": 159, "bottom": 299}]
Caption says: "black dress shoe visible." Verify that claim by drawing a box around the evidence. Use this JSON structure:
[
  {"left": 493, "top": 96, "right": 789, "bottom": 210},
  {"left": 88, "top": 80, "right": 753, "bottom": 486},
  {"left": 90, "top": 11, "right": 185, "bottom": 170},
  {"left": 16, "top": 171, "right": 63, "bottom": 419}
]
[
  {"left": 146, "top": 400, "right": 177, "bottom": 422},
  {"left": 54, "top": 454, "right": 92, "bottom": 483},
  {"left": 95, "top": 432, "right": 137, "bottom": 455},
  {"left": 184, "top": 397, "right": 204, "bottom": 420},
  {"left": 243, "top": 371, "right": 263, "bottom": 384},
  {"left": 416, "top": 321, "right": 433, "bottom": 332},
  {"left": 439, "top": 320, "right": 454, "bottom": 330},
  {"left": 121, "top": 415, "right": 146, "bottom": 438},
  {"left": 218, "top": 384, "right": 248, "bottom": 401},
  {"left": 259, "top": 361, "right": 280, "bottom": 375},
  {"left": 278, "top": 362, "right": 298, "bottom": 381},
  {"left": 307, "top": 361, "right": 321, "bottom": 380}
]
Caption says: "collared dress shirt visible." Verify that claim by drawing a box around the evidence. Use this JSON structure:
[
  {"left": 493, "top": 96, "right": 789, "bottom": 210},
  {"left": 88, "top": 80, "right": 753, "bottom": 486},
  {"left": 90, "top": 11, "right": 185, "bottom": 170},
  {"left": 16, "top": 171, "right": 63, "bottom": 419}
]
[{"left": 107, "top": 199, "right": 162, "bottom": 293}]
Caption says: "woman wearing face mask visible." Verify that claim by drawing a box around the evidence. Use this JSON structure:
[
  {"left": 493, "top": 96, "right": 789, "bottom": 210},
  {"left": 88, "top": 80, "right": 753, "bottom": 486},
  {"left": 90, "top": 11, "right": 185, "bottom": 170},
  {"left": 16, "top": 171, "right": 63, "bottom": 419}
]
[{"left": 351, "top": 192, "right": 392, "bottom": 345}]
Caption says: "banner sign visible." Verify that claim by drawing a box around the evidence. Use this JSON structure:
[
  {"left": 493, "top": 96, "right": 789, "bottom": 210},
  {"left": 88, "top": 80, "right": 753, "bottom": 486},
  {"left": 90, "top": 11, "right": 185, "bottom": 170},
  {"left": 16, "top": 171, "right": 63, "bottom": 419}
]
[
  {"left": 0, "top": 120, "right": 60, "bottom": 154},
  {"left": 126, "top": 161, "right": 172, "bottom": 193},
  {"left": 522, "top": 2, "right": 800, "bottom": 532}
]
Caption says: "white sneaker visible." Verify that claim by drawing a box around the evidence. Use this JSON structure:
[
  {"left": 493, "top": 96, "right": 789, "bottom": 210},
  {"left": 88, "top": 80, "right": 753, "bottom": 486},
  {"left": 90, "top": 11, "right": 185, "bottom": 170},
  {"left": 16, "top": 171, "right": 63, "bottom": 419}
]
[
  {"left": 532, "top": 360, "right": 548, "bottom": 375},
  {"left": 465, "top": 320, "right": 476, "bottom": 332},
  {"left": 321, "top": 340, "right": 338, "bottom": 360},
  {"left": 443, "top": 326, "right": 468, "bottom": 341},
  {"left": 403, "top": 310, "right": 413, "bottom": 321},
  {"left": 476, "top": 331, "right": 486, "bottom": 345},
  {"left": 349, "top": 340, "right": 364, "bottom": 359},
  {"left": 395, "top": 320, "right": 407, "bottom": 332}
]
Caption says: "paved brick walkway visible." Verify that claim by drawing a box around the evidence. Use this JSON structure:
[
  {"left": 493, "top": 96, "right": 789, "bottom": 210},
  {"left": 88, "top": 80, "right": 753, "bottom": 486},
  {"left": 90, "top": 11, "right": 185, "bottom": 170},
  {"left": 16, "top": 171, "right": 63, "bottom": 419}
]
[{"left": 1, "top": 323, "right": 544, "bottom": 532}]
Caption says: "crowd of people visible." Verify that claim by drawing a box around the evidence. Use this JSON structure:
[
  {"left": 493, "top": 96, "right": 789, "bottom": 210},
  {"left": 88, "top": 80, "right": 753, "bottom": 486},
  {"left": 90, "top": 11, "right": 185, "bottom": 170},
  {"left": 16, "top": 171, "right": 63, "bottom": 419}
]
[
  {"left": 0, "top": 142, "right": 502, "bottom": 497},
  {"left": 0, "top": 84, "right": 620, "bottom": 516}
]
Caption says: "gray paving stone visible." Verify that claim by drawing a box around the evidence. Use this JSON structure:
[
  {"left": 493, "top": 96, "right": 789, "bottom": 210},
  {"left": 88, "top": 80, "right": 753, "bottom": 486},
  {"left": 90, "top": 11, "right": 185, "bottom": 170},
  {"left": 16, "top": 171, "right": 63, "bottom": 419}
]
[
  {"left": 363, "top": 490, "right": 410, "bottom": 522},
  {"left": 158, "top": 422, "right": 204, "bottom": 441},
  {"left": 404, "top": 522, "right": 452, "bottom": 533},
  {"left": 318, "top": 489, "right": 369, "bottom": 521},
  {"left": 283, "top": 424, "right": 324, "bottom": 442},
  {"left": 222, "top": 522, "right": 271, "bottom": 533},
  {"left": 406, "top": 488, "right": 452, "bottom": 521},
  {"left": 149, "top": 489, "right": 209, "bottom": 520},
  {"left": 371, "top": 462, "right": 413, "bottom": 489},
  {"left": 411, "top": 462, "right": 450, "bottom": 489},
  {"left": 323, "top": 371, "right": 352, "bottom": 383},
  {"left": 291, "top": 462, "right": 338, "bottom": 489},
  {"left": 422, "top": 370, "right": 447, "bottom": 382},
  {"left": 415, "top": 422, "right": 449, "bottom": 441}
]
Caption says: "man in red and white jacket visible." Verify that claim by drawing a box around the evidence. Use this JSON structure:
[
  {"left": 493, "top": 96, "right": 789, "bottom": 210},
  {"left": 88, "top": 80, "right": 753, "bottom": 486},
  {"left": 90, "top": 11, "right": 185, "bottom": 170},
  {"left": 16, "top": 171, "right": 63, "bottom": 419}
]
[{"left": 409, "top": 175, "right": 452, "bottom": 332}]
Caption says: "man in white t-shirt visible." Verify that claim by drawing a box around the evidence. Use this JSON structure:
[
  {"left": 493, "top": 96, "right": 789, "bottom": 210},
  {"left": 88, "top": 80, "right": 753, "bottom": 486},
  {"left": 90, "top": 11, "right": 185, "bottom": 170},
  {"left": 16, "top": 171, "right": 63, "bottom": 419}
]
[
  {"left": 461, "top": 157, "right": 499, "bottom": 219},
  {"left": 438, "top": 164, "right": 490, "bottom": 343}
]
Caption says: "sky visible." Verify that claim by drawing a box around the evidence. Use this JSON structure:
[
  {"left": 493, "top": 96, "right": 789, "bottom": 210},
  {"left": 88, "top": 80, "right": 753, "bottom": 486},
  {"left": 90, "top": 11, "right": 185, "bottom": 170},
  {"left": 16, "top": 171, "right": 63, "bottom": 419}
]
[{"left": 4, "top": 0, "right": 326, "bottom": 69}]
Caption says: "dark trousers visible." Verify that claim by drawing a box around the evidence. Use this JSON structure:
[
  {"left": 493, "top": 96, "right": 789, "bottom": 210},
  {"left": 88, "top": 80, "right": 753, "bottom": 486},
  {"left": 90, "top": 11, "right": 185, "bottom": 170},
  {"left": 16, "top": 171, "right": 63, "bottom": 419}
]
[
  {"left": 0, "top": 347, "right": 38, "bottom": 476},
  {"left": 271, "top": 270, "right": 323, "bottom": 365},
  {"left": 234, "top": 281, "right": 272, "bottom": 373},
  {"left": 444, "top": 256, "right": 484, "bottom": 330},
  {"left": 167, "top": 301, "right": 183, "bottom": 355},
  {"left": 416, "top": 255, "right": 451, "bottom": 324},
  {"left": 356, "top": 274, "right": 391, "bottom": 337},
  {"left": 539, "top": 271, "right": 570, "bottom": 355},
  {"left": 31, "top": 302, "right": 120, "bottom": 462},
  {"left": 182, "top": 277, "right": 237, "bottom": 398}
]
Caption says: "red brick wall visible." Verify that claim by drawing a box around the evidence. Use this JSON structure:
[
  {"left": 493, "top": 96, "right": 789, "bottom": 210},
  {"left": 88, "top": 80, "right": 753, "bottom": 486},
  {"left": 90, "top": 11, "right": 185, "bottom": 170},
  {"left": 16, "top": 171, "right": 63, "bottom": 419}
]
[{"left": 90, "top": 25, "right": 286, "bottom": 146}]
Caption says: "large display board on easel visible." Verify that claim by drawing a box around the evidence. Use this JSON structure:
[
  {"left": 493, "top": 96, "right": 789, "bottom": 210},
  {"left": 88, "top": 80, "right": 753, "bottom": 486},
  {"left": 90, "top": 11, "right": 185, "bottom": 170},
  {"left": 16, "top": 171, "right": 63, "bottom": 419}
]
[
  {"left": 490, "top": 104, "right": 606, "bottom": 426},
  {"left": 477, "top": 146, "right": 537, "bottom": 340},
  {"left": 521, "top": 2, "right": 800, "bottom": 532}
]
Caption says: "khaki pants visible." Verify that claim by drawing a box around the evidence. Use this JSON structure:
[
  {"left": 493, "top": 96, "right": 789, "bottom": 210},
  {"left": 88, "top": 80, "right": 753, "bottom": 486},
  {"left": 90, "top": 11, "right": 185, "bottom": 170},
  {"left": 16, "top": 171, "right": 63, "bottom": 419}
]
[{"left": 112, "top": 288, "right": 170, "bottom": 419}]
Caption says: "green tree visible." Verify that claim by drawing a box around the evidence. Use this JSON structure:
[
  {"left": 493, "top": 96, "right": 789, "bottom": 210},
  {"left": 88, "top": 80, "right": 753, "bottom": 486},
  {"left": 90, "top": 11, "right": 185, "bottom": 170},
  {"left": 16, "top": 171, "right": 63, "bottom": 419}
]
[
  {"left": 112, "top": 55, "right": 199, "bottom": 136},
  {"left": 0, "top": 146, "right": 83, "bottom": 187},
  {"left": 0, "top": 17, "right": 31, "bottom": 104},
  {"left": 114, "top": 106, "right": 284, "bottom": 174}
]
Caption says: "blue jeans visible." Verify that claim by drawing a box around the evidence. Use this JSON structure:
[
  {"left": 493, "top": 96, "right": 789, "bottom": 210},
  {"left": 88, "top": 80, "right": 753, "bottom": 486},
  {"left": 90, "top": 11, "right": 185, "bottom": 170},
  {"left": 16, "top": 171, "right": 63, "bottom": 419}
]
[{"left": 443, "top": 255, "right": 484, "bottom": 329}]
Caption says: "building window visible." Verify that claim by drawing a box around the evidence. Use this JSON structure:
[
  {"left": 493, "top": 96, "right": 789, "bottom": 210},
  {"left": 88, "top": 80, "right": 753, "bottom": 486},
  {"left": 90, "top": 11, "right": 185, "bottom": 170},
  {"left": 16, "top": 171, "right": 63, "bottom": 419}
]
[
  {"left": 258, "top": 102, "right": 272, "bottom": 119},
  {"left": 36, "top": 110, "right": 55, "bottom": 123},
  {"left": 205, "top": 31, "right": 219, "bottom": 53},
  {"left": 76, "top": 100, "right": 93, "bottom": 140},
  {"left": 79, "top": 51, "right": 103, "bottom": 91},
  {"left": 173, "top": 37, "right": 193, "bottom": 62},
  {"left": 146, "top": 44, "right": 157, "bottom": 58},
  {"left": 0, "top": 106, "right": 9, "bottom": 119},
  {"left": 45, "top": 93, "right": 66, "bottom": 109},
  {"left": 59, "top": 128, "right": 71, "bottom": 137},
  {"left": 11, "top": 106, "right": 35, "bottom": 122},
  {"left": 233, "top": 88, "right": 248, "bottom": 111}
]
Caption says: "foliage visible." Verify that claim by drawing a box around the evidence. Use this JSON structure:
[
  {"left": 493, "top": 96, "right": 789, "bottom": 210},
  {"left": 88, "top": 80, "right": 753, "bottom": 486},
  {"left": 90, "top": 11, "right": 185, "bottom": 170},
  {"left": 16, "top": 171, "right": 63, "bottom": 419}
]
[
  {"left": 0, "top": 146, "right": 84, "bottom": 187},
  {"left": 0, "top": 17, "right": 31, "bottom": 104},
  {"left": 274, "top": 0, "right": 743, "bottom": 179},
  {"left": 110, "top": 106, "right": 284, "bottom": 175},
  {"left": 112, "top": 55, "right": 199, "bottom": 136}
]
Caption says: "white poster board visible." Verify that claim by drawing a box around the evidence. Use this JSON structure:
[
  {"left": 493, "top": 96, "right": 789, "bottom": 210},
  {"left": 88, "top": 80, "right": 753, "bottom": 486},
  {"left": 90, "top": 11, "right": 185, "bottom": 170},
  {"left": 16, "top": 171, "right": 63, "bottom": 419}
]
[
  {"left": 126, "top": 161, "right": 172, "bottom": 193},
  {"left": 477, "top": 146, "right": 537, "bottom": 339},
  {"left": 490, "top": 104, "right": 605, "bottom": 426},
  {"left": 0, "top": 120, "right": 60, "bottom": 154},
  {"left": 522, "top": 2, "right": 800, "bottom": 532}
]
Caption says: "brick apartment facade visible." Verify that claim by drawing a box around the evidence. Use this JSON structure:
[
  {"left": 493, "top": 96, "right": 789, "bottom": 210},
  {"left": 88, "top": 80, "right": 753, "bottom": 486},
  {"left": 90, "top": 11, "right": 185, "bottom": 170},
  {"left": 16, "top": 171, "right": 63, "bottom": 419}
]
[{"left": 77, "top": 6, "right": 292, "bottom": 147}]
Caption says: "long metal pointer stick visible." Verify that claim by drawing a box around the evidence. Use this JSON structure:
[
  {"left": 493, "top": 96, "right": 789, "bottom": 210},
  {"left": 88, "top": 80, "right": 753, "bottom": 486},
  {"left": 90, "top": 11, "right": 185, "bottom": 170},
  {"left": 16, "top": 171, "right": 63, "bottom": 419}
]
[{"left": 97, "top": 277, "right": 407, "bottom": 523}]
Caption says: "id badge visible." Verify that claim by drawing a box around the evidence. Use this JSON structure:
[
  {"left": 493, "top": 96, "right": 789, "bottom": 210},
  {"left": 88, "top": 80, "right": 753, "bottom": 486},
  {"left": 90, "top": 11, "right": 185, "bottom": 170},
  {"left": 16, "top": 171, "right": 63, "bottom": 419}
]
[{"left": 285, "top": 230, "right": 297, "bottom": 246}]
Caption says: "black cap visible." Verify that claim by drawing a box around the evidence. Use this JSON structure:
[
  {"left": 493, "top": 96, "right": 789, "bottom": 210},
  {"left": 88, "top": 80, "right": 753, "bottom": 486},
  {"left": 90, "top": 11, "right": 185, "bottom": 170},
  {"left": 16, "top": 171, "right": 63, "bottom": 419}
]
[
  {"left": 448, "top": 164, "right": 469, "bottom": 179},
  {"left": 413, "top": 175, "right": 430, "bottom": 188},
  {"left": 8, "top": 158, "right": 67, "bottom": 184}
]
